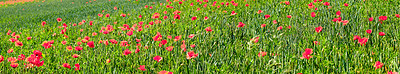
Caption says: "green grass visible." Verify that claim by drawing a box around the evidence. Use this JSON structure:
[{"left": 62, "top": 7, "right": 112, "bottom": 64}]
[
  {"left": 0, "top": 0, "right": 158, "bottom": 32},
  {"left": 0, "top": 0, "right": 399, "bottom": 73}
]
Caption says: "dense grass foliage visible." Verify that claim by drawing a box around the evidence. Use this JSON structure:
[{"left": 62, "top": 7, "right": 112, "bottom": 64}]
[
  {"left": 0, "top": 0, "right": 400, "bottom": 73},
  {"left": 0, "top": 0, "right": 159, "bottom": 32}
]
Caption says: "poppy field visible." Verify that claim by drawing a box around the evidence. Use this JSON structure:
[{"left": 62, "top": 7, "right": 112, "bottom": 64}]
[{"left": 1, "top": 0, "right": 400, "bottom": 73}]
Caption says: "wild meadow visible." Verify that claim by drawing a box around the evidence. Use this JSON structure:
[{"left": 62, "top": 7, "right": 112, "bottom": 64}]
[{"left": 0, "top": 0, "right": 399, "bottom": 73}]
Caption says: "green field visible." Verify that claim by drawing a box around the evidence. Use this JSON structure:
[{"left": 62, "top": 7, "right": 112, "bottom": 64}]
[{"left": 0, "top": 0, "right": 399, "bottom": 73}]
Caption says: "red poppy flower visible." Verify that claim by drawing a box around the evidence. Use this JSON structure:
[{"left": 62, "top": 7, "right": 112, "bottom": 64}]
[
  {"left": 61, "top": 41, "right": 67, "bottom": 45},
  {"left": 159, "top": 71, "right": 173, "bottom": 74},
  {"left": 7, "top": 30, "right": 11, "bottom": 35},
  {"left": 336, "top": 11, "right": 341, "bottom": 16},
  {"left": 257, "top": 10, "right": 263, "bottom": 14},
  {"left": 72, "top": 54, "right": 79, "bottom": 58},
  {"left": 186, "top": 51, "right": 199, "bottom": 59},
  {"left": 127, "top": 30, "right": 133, "bottom": 36},
  {"left": 332, "top": 17, "right": 342, "bottom": 23},
  {"left": 225, "top": 2, "right": 230, "bottom": 6},
  {"left": 191, "top": 16, "right": 197, "bottom": 21},
  {"left": 174, "top": 35, "right": 181, "bottom": 41},
  {"left": 177, "top": 1, "right": 182, "bottom": 4},
  {"left": 237, "top": 22, "right": 245, "bottom": 28},
  {"left": 315, "top": 26, "right": 323, "bottom": 33},
  {"left": 87, "top": 41, "right": 95, "bottom": 48},
  {"left": 42, "top": 21, "right": 46, "bottom": 26},
  {"left": 181, "top": 44, "right": 187, "bottom": 52},
  {"left": 11, "top": 32, "right": 15, "bottom": 36},
  {"left": 165, "top": 46, "right": 174, "bottom": 51},
  {"left": 308, "top": 2, "right": 315, "bottom": 9},
  {"left": 258, "top": 52, "right": 267, "bottom": 57},
  {"left": 114, "top": 6, "right": 117, "bottom": 10},
  {"left": 105, "top": 14, "right": 110, "bottom": 18},
  {"left": 11, "top": 63, "right": 18, "bottom": 68},
  {"left": 57, "top": 18, "right": 62, "bottom": 22},
  {"left": 0, "top": 55, "right": 3, "bottom": 63},
  {"left": 387, "top": 71, "right": 398, "bottom": 74},
  {"left": 374, "top": 61, "right": 383, "bottom": 70},
  {"left": 261, "top": 24, "right": 266, "bottom": 28},
  {"left": 173, "top": 14, "right": 181, "bottom": 20},
  {"left": 342, "top": 20, "right": 349, "bottom": 25},
  {"left": 344, "top": 3, "right": 348, "bottom": 6},
  {"left": 135, "top": 39, "right": 141, "bottom": 43},
  {"left": 75, "top": 63, "right": 80, "bottom": 71},
  {"left": 264, "top": 14, "right": 271, "bottom": 19},
  {"left": 26, "top": 51, "right": 44, "bottom": 67},
  {"left": 15, "top": 41, "right": 23, "bottom": 46},
  {"left": 63, "top": 63, "right": 71, "bottom": 69},
  {"left": 197, "top": 8, "right": 200, "bottom": 11},
  {"left": 86, "top": 21, "right": 92, "bottom": 26},
  {"left": 152, "top": 13, "right": 160, "bottom": 19},
  {"left": 205, "top": 27, "right": 213, "bottom": 32},
  {"left": 106, "top": 59, "right": 110, "bottom": 63},
  {"left": 369, "top": 17, "right": 374, "bottom": 22},
  {"left": 159, "top": 40, "right": 167, "bottom": 47},
  {"left": 287, "top": 15, "right": 292, "bottom": 18},
  {"left": 8, "top": 57, "right": 17, "bottom": 63},
  {"left": 135, "top": 47, "right": 140, "bottom": 53},
  {"left": 138, "top": 15, "right": 142, "bottom": 18},
  {"left": 203, "top": 16, "right": 209, "bottom": 20},
  {"left": 75, "top": 46, "right": 83, "bottom": 51},
  {"left": 190, "top": 44, "right": 196, "bottom": 48},
  {"left": 77, "top": 42, "right": 82, "bottom": 45},
  {"left": 396, "top": 14, "right": 400, "bottom": 18},
  {"left": 9, "top": 38, "right": 17, "bottom": 43},
  {"left": 153, "top": 56, "right": 162, "bottom": 62},
  {"left": 251, "top": 37, "right": 260, "bottom": 43},
  {"left": 14, "top": 35, "right": 20, "bottom": 39},
  {"left": 138, "top": 65, "right": 146, "bottom": 71},
  {"left": 273, "top": 20, "right": 277, "bottom": 24},
  {"left": 314, "top": 41, "right": 320, "bottom": 45},
  {"left": 92, "top": 32, "right": 98, "bottom": 36},
  {"left": 146, "top": 21, "right": 153, "bottom": 26},
  {"left": 186, "top": 34, "right": 194, "bottom": 39},
  {"left": 230, "top": 11, "right": 237, "bottom": 15},
  {"left": 120, "top": 41, "right": 129, "bottom": 47},
  {"left": 353, "top": 35, "right": 360, "bottom": 40},
  {"left": 300, "top": 48, "right": 313, "bottom": 60},
  {"left": 7, "top": 49, "right": 13, "bottom": 53},
  {"left": 121, "top": 13, "right": 126, "bottom": 17},
  {"left": 281, "top": 1, "right": 289, "bottom": 5},
  {"left": 17, "top": 54, "right": 25, "bottom": 61},
  {"left": 366, "top": 29, "right": 372, "bottom": 34},
  {"left": 379, "top": 16, "right": 387, "bottom": 24},
  {"left": 323, "top": 2, "right": 330, "bottom": 6},
  {"left": 277, "top": 26, "right": 283, "bottom": 30},
  {"left": 102, "top": 40, "right": 110, "bottom": 45},
  {"left": 62, "top": 23, "right": 68, "bottom": 28},
  {"left": 33, "top": 50, "right": 42, "bottom": 56},
  {"left": 379, "top": 32, "right": 385, "bottom": 36},
  {"left": 123, "top": 49, "right": 132, "bottom": 56},
  {"left": 108, "top": 39, "right": 117, "bottom": 44},
  {"left": 358, "top": 37, "right": 368, "bottom": 46},
  {"left": 153, "top": 32, "right": 163, "bottom": 41},
  {"left": 98, "top": 14, "right": 103, "bottom": 17},
  {"left": 311, "top": 12, "right": 316, "bottom": 17}
]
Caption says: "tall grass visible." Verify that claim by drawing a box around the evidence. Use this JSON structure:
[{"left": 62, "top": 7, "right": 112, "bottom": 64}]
[{"left": 0, "top": 0, "right": 399, "bottom": 73}]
